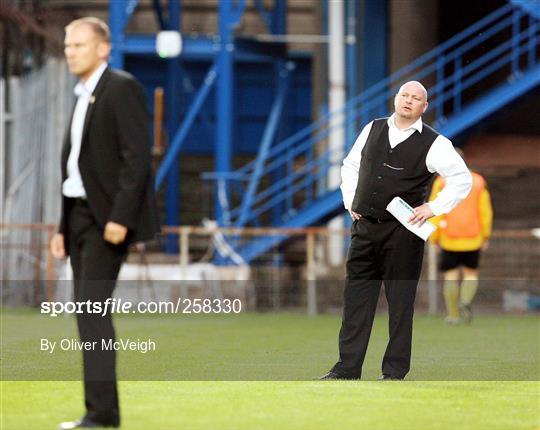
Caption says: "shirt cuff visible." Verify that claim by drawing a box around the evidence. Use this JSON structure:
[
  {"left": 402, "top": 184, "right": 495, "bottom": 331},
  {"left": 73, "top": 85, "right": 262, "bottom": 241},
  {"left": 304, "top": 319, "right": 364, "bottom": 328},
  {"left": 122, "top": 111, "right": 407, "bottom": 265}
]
[{"left": 427, "top": 201, "right": 444, "bottom": 217}]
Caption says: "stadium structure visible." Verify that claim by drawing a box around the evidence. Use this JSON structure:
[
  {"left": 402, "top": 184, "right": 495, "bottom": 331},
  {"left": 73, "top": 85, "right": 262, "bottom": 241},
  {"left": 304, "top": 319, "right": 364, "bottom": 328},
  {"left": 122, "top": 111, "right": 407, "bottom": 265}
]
[{"left": 1, "top": 0, "right": 539, "bottom": 313}]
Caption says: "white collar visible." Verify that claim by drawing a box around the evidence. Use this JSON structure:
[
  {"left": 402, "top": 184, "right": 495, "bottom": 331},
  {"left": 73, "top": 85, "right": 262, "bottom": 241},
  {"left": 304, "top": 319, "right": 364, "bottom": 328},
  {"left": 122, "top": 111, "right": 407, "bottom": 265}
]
[
  {"left": 73, "top": 62, "right": 108, "bottom": 97},
  {"left": 388, "top": 113, "right": 423, "bottom": 133}
]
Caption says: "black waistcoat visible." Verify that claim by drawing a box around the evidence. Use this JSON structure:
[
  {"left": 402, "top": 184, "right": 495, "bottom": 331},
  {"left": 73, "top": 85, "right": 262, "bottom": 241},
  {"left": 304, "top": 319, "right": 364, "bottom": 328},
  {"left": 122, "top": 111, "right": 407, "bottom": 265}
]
[{"left": 351, "top": 118, "right": 438, "bottom": 220}]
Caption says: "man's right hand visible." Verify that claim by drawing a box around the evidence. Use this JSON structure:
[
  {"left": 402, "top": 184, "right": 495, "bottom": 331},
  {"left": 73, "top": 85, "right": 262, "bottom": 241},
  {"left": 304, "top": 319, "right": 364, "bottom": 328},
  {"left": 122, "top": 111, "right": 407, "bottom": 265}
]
[
  {"left": 349, "top": 210, "right": 362, "bottom": 221},
  {"left": 50, "top": 233, "right": 66, "bottom": 259}
]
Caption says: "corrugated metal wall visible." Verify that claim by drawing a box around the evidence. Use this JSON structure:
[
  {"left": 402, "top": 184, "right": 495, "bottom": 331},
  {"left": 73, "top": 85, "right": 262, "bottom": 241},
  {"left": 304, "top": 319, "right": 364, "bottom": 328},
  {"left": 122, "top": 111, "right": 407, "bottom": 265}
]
[{"left": 1, "top": 58, "right": 74, "bottom": 286}]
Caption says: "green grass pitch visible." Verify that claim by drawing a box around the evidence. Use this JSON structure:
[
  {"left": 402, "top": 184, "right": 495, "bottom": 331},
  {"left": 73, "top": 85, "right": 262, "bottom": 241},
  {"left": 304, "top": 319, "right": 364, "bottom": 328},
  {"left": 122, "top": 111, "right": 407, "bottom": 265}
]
[{"left": 1, "top": 310, "right": 539, "bottom": 429}]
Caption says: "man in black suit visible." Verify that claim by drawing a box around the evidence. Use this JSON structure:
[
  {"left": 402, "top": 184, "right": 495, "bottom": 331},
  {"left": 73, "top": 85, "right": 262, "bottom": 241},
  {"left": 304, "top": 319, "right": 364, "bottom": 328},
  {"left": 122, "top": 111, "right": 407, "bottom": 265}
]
[{"left": 50, "top": 17, "right": 159, "bottom": 429}]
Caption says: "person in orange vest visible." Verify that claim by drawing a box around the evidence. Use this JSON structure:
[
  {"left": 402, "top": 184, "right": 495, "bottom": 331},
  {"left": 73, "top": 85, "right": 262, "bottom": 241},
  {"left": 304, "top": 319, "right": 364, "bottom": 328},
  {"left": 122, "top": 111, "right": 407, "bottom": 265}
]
[{"left": 429, "top": 149, "right": 493, "bottom": 324}]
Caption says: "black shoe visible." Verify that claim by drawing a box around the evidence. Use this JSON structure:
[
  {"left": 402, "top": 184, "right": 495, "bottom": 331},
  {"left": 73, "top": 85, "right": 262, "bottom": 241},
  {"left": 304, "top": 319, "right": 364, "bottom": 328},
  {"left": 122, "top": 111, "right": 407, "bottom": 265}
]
[
  {"left": 58, "top": 417, "right": 119, "bottom": 429},
  {"left": 378, "top": 374, "right": 404, "bottom": 381},
  {"left": 459, "top": 303, "right": 473, "bottom": 324},
  {"left": 318, "top": 371, "right": 358, "bottom": 380}
]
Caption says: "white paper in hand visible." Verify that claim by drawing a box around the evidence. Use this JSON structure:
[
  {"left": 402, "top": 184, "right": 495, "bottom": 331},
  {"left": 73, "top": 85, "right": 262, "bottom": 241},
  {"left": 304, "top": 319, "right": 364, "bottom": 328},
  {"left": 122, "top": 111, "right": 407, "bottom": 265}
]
[{"left": 386, "top": 197, "right": 436, "bottom": 241}]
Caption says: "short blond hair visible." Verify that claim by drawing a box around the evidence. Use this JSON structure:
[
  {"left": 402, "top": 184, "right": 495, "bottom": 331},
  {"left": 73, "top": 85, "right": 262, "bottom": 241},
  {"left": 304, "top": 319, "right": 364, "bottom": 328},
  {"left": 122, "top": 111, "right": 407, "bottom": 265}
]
[{"left": 65, "top": 17, "right": 110, "bottom": 43}]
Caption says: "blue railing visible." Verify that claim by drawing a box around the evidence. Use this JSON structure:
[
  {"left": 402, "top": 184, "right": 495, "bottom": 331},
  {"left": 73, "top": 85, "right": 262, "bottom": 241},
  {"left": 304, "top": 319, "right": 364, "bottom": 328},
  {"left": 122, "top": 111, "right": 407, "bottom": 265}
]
[
  {"left": 511, "top": 0, "right": 540, "bottom": 18},
  {"left": 207, "top": 3, "right": 539, "bottom": 231}
]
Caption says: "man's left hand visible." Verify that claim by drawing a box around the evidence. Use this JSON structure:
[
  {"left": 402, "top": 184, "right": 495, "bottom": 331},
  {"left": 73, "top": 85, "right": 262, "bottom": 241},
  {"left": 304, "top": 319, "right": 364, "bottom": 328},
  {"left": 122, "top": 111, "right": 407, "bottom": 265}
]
[
  {"left": 408, "top": 203, "right": 434, "bottom": 226},
  {"left": 104, "top": 222, "right": 128, "bottom": 244}
]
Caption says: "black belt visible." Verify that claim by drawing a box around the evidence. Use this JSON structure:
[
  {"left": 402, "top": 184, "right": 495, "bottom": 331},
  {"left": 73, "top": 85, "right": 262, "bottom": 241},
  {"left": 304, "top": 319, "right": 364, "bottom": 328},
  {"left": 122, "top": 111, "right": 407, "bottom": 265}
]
[
  {"left": 72, "top": 197, "right": 88, "bottom": 206},
  {"left": 361, "top": 215, "right": 395, "bottom": 224}
]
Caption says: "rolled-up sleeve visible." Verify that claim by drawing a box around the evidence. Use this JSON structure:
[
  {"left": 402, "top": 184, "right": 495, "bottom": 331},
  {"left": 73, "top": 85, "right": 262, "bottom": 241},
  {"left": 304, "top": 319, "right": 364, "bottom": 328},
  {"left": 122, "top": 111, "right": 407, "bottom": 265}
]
[
  {"left": 341, "top": 121, "right": 373, "bottom": 210},
  {"left": 426, "top": 136, "right": 472, "bottom": 216}
]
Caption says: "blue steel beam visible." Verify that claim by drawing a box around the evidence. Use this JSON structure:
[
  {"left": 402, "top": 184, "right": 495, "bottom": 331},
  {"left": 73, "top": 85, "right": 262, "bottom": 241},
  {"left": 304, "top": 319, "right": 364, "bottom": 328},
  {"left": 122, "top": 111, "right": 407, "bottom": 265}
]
[
  {"left": 345, "top": 0, "right": 357, "bottom": 151},
  {"left": 123, "top": 0, "right": 140, "bottom": 28},
  {"left": 510, "top": 0, "right": 540, "bottom": 18},
  {"left": 235, "top": 63, "right": 294, "bottom": 227},
  {"left": 344, "top": 0, "right": 358, "bottom": 234},
  {"left": 120, "top": 35, "right": 157, "bottom": 54},
  {"left": 179, "top": 64, "right": 215, "bottom": 142},
  {"left": 512, "top": 8, "right": 522, "bottom": 75},
  {"left": 232, "top": 0, "right": 247, "bottom": 23},
  {"left": 165, "top": 0, "right": 181, "bottom": 249},
  {"left": 122, "top": 35, "right": 214, "bottom": 57},
  {"left": 121, "top": 34, "right": 286, "bottom": 61},
  {"left": 215, "top": 0, "right": 247, "bottom": 225},
  {"left": 270, "top": 0, "right": 288, "bottom": 226},
  {"left": 271, "top": 0, "right": 287, "bottom": 34},
  {"left": 109, "top": 0, "right": 141, "bottom": 69},
  {"left": 155, "top": 63, "right": 218, "bottom": 189},
  {"left": 528, "top": 19, "right": 538, "bottom": 66},
  {"left": 109, "top": 1, "right": 126, "bottom": 69},
  {"left": 253, "top": 0, "right": 272, "bottom": 31},
  {"left": 215, "top": 0, "right": 234, "bottom": 225},
  {"left": 152, "top": 0, "right": 167, "bottom": 29}
]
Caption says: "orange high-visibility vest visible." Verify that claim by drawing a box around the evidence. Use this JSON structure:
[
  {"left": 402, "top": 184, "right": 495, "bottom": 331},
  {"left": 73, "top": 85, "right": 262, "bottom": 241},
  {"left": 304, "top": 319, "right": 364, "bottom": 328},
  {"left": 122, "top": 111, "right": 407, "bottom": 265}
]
[{"left": 439, "top": 172, "right": 485, "bottom": 238}]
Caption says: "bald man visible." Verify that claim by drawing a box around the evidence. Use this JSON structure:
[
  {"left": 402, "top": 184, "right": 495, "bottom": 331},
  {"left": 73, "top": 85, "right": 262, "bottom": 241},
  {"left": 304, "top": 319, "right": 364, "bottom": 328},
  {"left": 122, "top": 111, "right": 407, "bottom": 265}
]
[{"left": 320, "top": 81, "right": 472, "bottom": 381}]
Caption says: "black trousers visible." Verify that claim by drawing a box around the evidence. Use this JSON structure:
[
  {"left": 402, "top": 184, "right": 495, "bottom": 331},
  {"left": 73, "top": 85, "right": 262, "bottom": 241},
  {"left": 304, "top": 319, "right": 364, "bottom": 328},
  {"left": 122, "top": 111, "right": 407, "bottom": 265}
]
[
  {"left": 331, "top": 217, "right": 425, "bottom": 379},
  {"left": 68, "top": 199, "right": 126, "bottom": 426}
]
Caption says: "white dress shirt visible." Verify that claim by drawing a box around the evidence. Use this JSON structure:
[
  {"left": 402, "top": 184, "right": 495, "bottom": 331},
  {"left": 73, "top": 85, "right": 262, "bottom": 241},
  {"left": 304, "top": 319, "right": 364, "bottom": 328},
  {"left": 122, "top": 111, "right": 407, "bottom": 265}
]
[
  {"left": 340, "top": 114, "right": 472, "bottom": 216},
  {"left": 62, "top": 62, "right": 108, "bottom": 198}
]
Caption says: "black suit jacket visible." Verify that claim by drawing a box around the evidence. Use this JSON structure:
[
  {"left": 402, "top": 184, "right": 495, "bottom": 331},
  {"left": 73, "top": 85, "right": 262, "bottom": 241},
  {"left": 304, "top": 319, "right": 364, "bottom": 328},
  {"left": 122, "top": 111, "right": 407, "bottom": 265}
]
[{"left": 59, "top": 67, "right": 160, "bottom": 253}]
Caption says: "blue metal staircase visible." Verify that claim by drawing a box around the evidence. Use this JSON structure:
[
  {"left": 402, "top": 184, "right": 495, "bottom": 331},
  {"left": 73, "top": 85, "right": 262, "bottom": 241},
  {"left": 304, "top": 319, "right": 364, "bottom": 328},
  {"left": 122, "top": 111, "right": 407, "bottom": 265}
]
[
  {"left": 209, "top": 2, "right": 540, "bottom": 262},
  {"left": 511, "top": 0, "right": 540, "bottom": 18}
]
